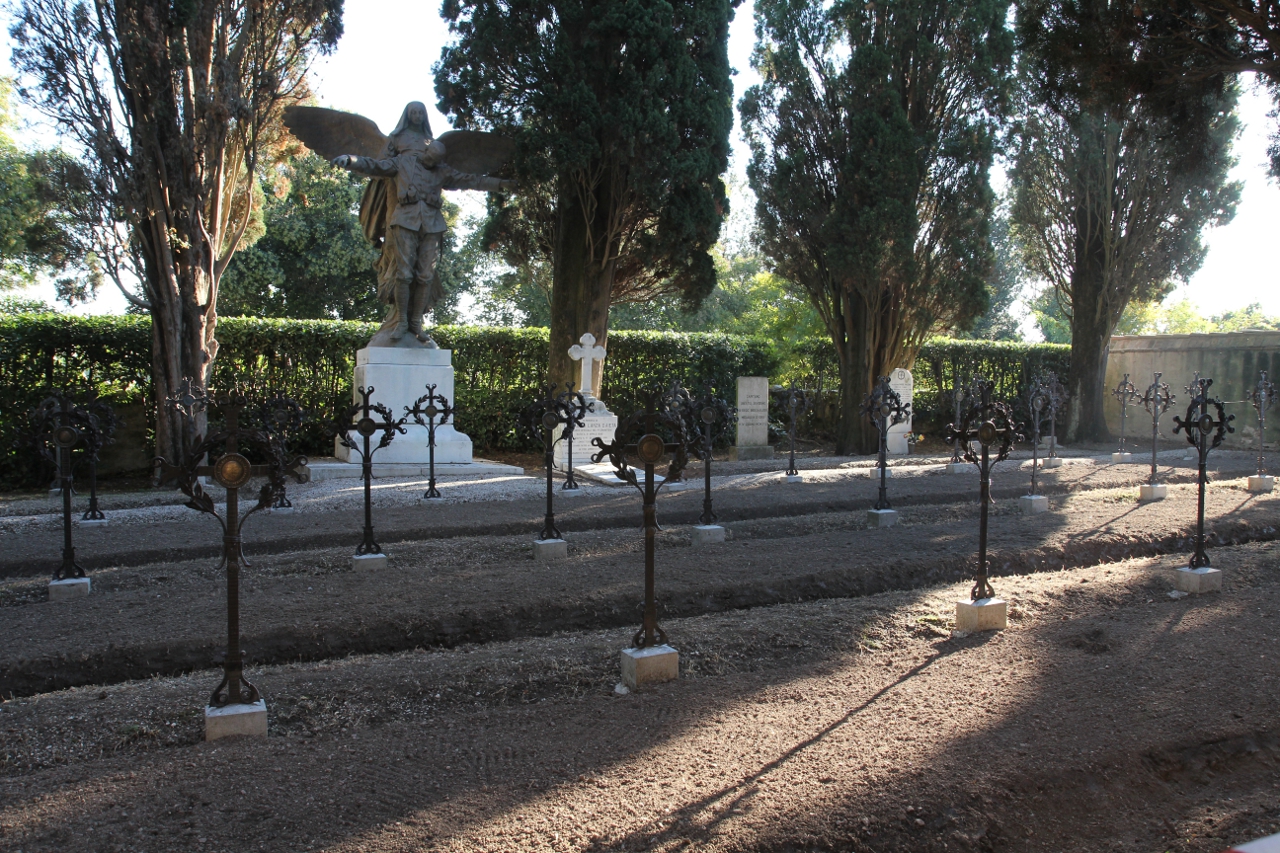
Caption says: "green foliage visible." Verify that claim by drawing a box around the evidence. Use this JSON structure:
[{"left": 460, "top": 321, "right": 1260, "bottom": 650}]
[
  {"left": 1117, "top": 298, "right": 1280, "bottom": 335},
  {"left": 1028, "top": 287, "right": 1073, "bottom": 343},
  {"left": 0, "top": 315, "right": 778, "bottom": 485},
  {"left": 955, "top": 203, "right": 1025, "bottom": 341},
  {"left": 0, "top": 294, "right": 56, "bottom": 315}
]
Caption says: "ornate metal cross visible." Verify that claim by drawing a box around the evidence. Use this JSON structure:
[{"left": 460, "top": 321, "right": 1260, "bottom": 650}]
[
  {"left": 779, "top": 382, "right": 811, "bottom": 477},
  {"left": 524, "top": 382, "right": 589, "bottom": 541},
  {"left": 948, "top": 382, "right": 967, "bottom": 464},
  {"left": 154, "top": 383, "right": 308, "bottom": 708},
  {"left": 249, "top": 391, "right": 306, "bottom": 509},
  {"left": 406, "top": 384, "right": 454, "bottom": 500},
  {"left": 1174, "top": 379, "right": 1234, "bottom": 569},
  {"left": 1247, "top": 371, "right": 1276, "bottom": 477},
  {"left": 1141, "top": 373, "right": 1175, "bottom": 486},
  {"left": 592, "top": 387, "right": 692, "bottom": 649},
  {"left": 1042, "top": 372, "right": 1068, "bottom": 460},
  {"left": 568, "top": 333, "right": 607, "bottom": 399},
  {"left": 1112, "top": 373, "right": 1139, "bottom": 455},
  {"left": 945, "top": 379, "right": 1022, "bottom": 601},
  {"left": 682, "top": 383, "right": 734, "bottom": 526},
  {"left": 1025, "top": 379, "right": 1051, "bottom": 497},
  {"left": 31, "top": 393, "right": 97, "bottom": 581},
  {"left": 334, "top": 386, "right": 407, "bottom": 556},
  {"left": 860, "top": 376, "right": 910, "bottom": 511}
]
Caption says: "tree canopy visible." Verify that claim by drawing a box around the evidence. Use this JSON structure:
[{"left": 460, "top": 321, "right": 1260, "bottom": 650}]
[
  {"left": 435, "top": 0, "right": 737, "bottom": 394},
  {"left": 741, "top": 0, "right": 1014, "bottom": 452}
]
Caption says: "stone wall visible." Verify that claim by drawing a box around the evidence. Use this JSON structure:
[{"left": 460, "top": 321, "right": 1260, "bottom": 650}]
[{"left": 1104, "top": 331, "right": 1280, "bottom": 451}]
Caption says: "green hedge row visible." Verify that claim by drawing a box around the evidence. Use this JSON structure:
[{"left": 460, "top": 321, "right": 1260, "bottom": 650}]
[{"left": 0, "top": 315, "right": 778, "bottom": 485}]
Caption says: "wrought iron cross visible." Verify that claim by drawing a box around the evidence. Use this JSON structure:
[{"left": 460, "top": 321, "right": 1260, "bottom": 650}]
[
  {"left": 31, "top": 393, "right": 96, "bottom": 581},
  {"left": 406, "top": 384, "right": 454, "bottom": 500},
  {"left": 1247, "top": 371, "right": 1276, "bottom": 478},
  {"left": 1112, "top": 373, "right": 1139, "bottom": 455},
  {"left": 949, "top": 382, "right": 967, "bottom": 464},
  {"left": 860, "top": 376, "right": 910, "bottom": 511},
  {"left": 1173, "top": 379, "right": 1234, "bottom": 569},
  {"left": 592, "top": 387, "right": 692, "bottom": 649},
  {"left": 1025, "top": 379, "right": 1051, "bottom": 497},
  {"left": 1141, "top": 373, "right": 1175, "bottom": 487},
  {"left": 250, "top": 390, "right": 306, "bottom": 509},
  {"left": 779, "top": 382, "right": 811, "bottom": 477},
  {"left": 335, "top": 386, "right": 407, "bottom": 557},
  {"left": 944, "top": 379, "right": 1022, "bottom": 601},
  {"left": 524, "top": 382, "right": 589, "bottom": 541},
  {"left": 1042, "top": 372, "right": 1068, "bottom": 460},
  {"left": 682, "top": 383, "right": 734, "bottom": 526}
]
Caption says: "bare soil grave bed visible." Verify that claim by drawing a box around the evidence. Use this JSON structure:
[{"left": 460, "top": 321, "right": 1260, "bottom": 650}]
[{"left": 2, "top": 542, "right": 1279, "bottom": 852}]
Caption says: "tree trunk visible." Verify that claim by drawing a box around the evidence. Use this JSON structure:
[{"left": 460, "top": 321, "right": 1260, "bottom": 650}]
[
  {"left": 831, "top": 288, "right": 880, "bottom": 456},
  {"left": 549, "top": 182, "right": 615, "bottom": 397},
  {"left": 1067, "top": 193, "right": 1112, "bottom": 444}
]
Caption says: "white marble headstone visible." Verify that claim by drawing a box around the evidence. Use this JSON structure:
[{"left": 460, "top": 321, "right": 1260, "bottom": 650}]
[
  {"left": 886, "top": 368, "right": 913, "bottom": 454},
  {"left": 735, "top": 377, "right": 769, "bottom": 448}
]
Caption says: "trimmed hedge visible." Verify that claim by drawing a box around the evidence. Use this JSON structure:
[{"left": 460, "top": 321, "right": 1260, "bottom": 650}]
[{"left": 0, "top": 315, "right": 778, "bottom": 485}]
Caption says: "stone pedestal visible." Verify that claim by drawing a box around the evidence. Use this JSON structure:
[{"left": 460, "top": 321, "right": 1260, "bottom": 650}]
[
  {"left": 1041, "top": 457, "right": 1063, "bottom": 469},
  {"left": 77, "top": 518, "right": 108, "bottom": 528},
  {"left": 351, "top": 553, "right": 387, "bottom": 571},
  {"left": 533, "top": 538, "right": 568, "bottom": 562},
  {"left": 870, "top": 466, "right": 893, "bottom": 478},
  {"left": 945, "top": 462, "right": 969, "bottom": 474},
  {"left": 1174, "top": 566, "right": 1222, "bottom": 594},
  {"left": 1020, "top": 494, "right": 1048, "bottom": 515},
  {"left": 48, "top": 578, "right": 90, "bottom": 600},
  {"left": 664, "top": 480, "right": 690, "bottom": 492},
  {"left": 785, "top": 474, "right": 804, "bottom": 484},
  {"left": 205, "top": 700, "right": 268, "bottom": 741},
  {"left": 955, "top": 597, "right": 1007, "bottom": 632},
  {"left": 621, "top": 645, "right": 678, "bottom": 689},
  {"left": 268, "top": 505, "right": 295, "bottom": 515},
  {"left": 559, "top": 485, "right": 586, "bottom": 497},
  {"left": 1248, "top": 475, "right": 1275, "bottom": 493},
  {"left": 335, "top": 348, "right": 473, "bottom": 465},
  {"left": 1111, "top": 452, "right": 1132, "bottom": 463},
  {"left": 554, "top": 399, "right": 618, "bottom": 470},
  {"left": 867, "top": 508, "right": 898, "bottom": 528},
  {"left": 1139, "top": 483, "right": 1168, "bottom": 502},
  {"left": 691, "top": 525, "right": 725, "bottom": 545},
  {"left": 732, "top": 377, "right": 771, "bottom": 462}
]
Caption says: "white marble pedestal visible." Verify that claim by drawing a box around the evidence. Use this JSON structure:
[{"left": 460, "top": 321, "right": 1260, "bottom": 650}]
[
  {"left": 1020, "top": 495, "right": 1048, "bottom": 515},
  {"left": 351, "top": 553, "right": 387, "bottom": 571},
  {"left": 205, "top": 700, "right": 268, "bottom": 741},
  {"left": 867, "top": 508, "right": 898, "bottom": 528},
  {"left": 955, "top": 597, "right": 1007, "bottom": 632},
  {"left": 48, "top": 578, "right": 90, "bottom": 600},
  {"left": 1140, "top": 483, "right": 1168, "bottom": 502},
  {"left": 1041, "top": 457, "right": 1063, "bottom": 469},
  {"left": 621, "top": 645, "right": 678, "bottom": 689},
  {"left": 944, "top": 462, "right": 969, "bottom": 474},
  {"left": 1111, "top": 452, "right": 1132, "bottom": 463},
  {"left": 691, "top": 524, "right": 726, "bottom": 545},
  {"left": 1174, "top": 567, "right": 1222, "bottom": 594},
  {"left": 335, "top": 347, "right": 473, "bottom": 465},
  {"left": 533, "top": 538, "right": 568, "bottom": 561},
  {"left": 1248, "top": 475, "right": 1275, "bottom": 493}
]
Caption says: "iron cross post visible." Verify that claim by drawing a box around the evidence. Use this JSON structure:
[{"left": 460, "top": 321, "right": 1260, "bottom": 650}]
[
  {"left": 945, "top": 379, "right": 1021, "bottom": 600},
  {"left": 335, "top": 386, "right": 407, "bottom": 557},
  {"left": 407, "top": 384, "right": 454, "bottom": 500},
  {"left": 32, "top": 394, "right": 95, "bottom": 581},
  {"left": 781, "top": 382, "right": 811, "bottom": 478},
  {"left": 524, "top": 382, "right": 589, "bottom": 541},
  {"left": 1026, "top": 379, "right": 1050, "bottom": 497},
  {"left": 1142, "top": 374, "right": 1175, "bottom": 486},
  {"left": 687, "top": 384, "right": 734, "bottom": 526},
  {"left": 1247, "top": 372, "right": 1276, "bottom": 480},
  {"left": 1112, "top": 374, "right": 1139, "bottom": 456},
  {"left": 1173, "top": 380, "right": 1234, "bottom": 568},
  {"left": 860, "top": 376, "right": 910, "bottom": 511}
]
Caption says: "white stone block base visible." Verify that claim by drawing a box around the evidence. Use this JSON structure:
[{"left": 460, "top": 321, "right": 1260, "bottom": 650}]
[
  {"left": 1248, "top": 475, "right": 1275, "bottom": 493},
  {"left": 533, "top": 538, "right": 568, "bottom": 562},
  {"left": 1111, "top": 452, "right": 1132, "bottom": 463},
  {"left": 351, "top": 553, "right": 387, "bottom": 571},
  {"left": 945, "top": 462, "right": 969, "bottom": 474},
  {"left": 559, "top": 485, "right": 586, "bottom": 497},
  {"left": 621, "top": 645, "right": 678, "bottom": 689},
  {"left": 867, "top": 508, "right": 898, "bottom": 528},
  {"left": 1174, "top": 566, "right": 1222, "bottom": 594},
  {"left": 785, "top": 474, "right": 804, "bottom": 484},
  {"left": 77, "top": 518, "right": 108, "bottom": 528},
  {"left": 268, "top": 506, "right": 295, "bottom": 514},
  {"left": 955, "top": 597, "right": 1007, "bottom": 632},
  {"left": 870, "top": 467, "right": 892, "bottom": 478},
  {"left": 664, "top": 480, "right": 689, "bottom": 492},
  {"left": 1041, "top": 457, "right": 1063, "bottom": 469},
  {"left": 1020, "top": 495, "right": 1048, "bottom": 515},
  {"left": 205, "top": 700, "right": 268, "bottom": 741},
  {"left": 691, "top": 525, "right": 726, "bottom": 545},
  {"left": 1139, "top": 483, "right": 1168, "bottom": 502},
  {"left": 48, "top": 577, "right": 90, "bottom": 600}
]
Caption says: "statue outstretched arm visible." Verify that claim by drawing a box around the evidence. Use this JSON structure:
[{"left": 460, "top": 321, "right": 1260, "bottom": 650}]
[
  {"left": 332, "top": 154, "right": 398, "bottom": 178},
  {"left": 438, "top": 164, "right": 515, "bottom": 193}
]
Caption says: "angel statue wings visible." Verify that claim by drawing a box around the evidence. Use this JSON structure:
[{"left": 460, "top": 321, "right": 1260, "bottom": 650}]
[{"left": 283, "top": 101, "right": 516, "bottom": 348}]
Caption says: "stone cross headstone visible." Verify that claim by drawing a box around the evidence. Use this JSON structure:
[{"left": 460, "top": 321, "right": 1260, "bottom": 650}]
[
  {"left": 568, "top": 333, "right": 607, "bottom": 400},
  {"left": 886, "top": 368, "right": 914, "bottom": 454},
  {"left": 730, "top": 376, "right": 773, "bottom": 461}
]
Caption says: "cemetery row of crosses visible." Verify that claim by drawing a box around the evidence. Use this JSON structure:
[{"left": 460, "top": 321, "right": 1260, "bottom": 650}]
[{"left": 28, "top": 329, "right": 1277, "bottom": 738}]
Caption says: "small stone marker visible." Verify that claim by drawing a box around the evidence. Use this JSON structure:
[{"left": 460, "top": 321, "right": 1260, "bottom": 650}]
[
  {"left": 1111, "top": 451, "right": 1132, "bottom": 463},
  {"left": 730, "top": 377, "right": 773, "bottom": 461},
  {"left": 1174, "top": 566, "right": 1222, "bottom": 595},
  {"left": 533, "top": 538, "right": 568, "bottom": 561},
  {"left": 48, "top": 577, "right": 91, "bottom": 600},
  {"left": 1019, "top": 494, "right": 1048, "bottom": 515},
  {"left": 867, "top": 508, "right": 898, "bottom": 528},
  {"left": 955, "top": 597, "right": 1008, "bottom": 631},
  {"left": 1248, "top": 475, "right": 1275, "bottom": 493},
  {"left": 945, "top": 460, "right": 970, "bottom": 474},
  {"left": 885, "top": 369, "right": 913, "bottom": 454},
  {"left": 1041, "top": 454, "right": 1063, "bottom": 469},
  {"left": 205, "top": 699, "right": 268, "bottom": 741},
  {"left": 1139, "top": 483, "right": 1168, "bottom": 502},
  {"left": 621, "top": 644, "right": 679, "bottom": 689},
  {"left": 351, "top": 553, "right": 387, "bottom": 570},
  {"left": 691, "top": 524, "right": 726, "bottom": 545}
]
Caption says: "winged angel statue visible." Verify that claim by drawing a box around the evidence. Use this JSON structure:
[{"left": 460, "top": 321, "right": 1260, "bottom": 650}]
[{"left": 283, "top": 102, "right": 516, "bottom": 348}]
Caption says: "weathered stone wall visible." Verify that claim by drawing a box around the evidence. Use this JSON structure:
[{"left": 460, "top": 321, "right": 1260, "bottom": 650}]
[{"left": 1105, "top": 332, "right": 1280, "bottom": 451}]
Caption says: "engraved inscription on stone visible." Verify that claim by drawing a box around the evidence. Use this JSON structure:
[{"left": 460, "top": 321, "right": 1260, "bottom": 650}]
[
  {"left": 735, "top": 376, "right": 770, "bottom": 448},
  {"left": 886, "top": 368, "right": 914, "bottom": 454}
]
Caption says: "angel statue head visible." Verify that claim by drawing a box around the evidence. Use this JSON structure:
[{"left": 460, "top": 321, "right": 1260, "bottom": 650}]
[{"left": 388, "top": 101, "right": 432, "bottom": 154}]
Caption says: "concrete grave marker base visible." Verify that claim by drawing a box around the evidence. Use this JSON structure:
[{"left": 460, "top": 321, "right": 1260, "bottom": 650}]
[
  {"left": 867, "top": 508, "right": 898, "bottom": 528},
  {"left": 1111, "top": 452, "right": 1133, "bottom": 463},
  {"left": 729, "top": 445, "right": 774, "bottom": 461},
  {"left": 1174, "top": 566, "right": 1222, "bottom": 594},
  {"left": 558, "top": 486, "right": 586, "bottom": 497},
  {"left": 785, "top": 474, "right": 804, "bottom": 484},
  {"left": 268, "top": 506, "right": 295, "bottom": 514},
  {"left": 663, "top": 480, "right": 690, "bottom": 492},
  {"left": 1020, "top": 494, "right": 1048, "bottom": 515},
  {"left": 48, "top": 578, "right": 90, "bottom": 600},
  {"left": 575, "top": 463, "right": 665, "bottom": 488},
  {"left": 621, "top": 645, "right": 678, "bottom": 689},
  {"left": 533, "top": 538, "right": 568, "bottom": 562},
  {"left": 1139, "top": 483, "right": 1168, "bottom": 502},
  {"left": 77, "top": 518, "right": 108, "bottom": 528},
  {"left": 351, "top": 553, "right": 387, "bottom": 571},
  {"left": 944, "top": 462, "right": 969, "bottom": 474},
  {"left": 955, "top": 597, "right": 1007, "bottom": 632},
  {"left": 1248, "top": 475, "right": 1275, "bottom": 493},
  {"left": 871, "top": 467, "right": 893, "bottom": 478},
  {"left": 205, "top": 700, "right": 268, "bottom": 741},
  {"left": 1041, "top": 457, "right": 1064, "bottom": 469},
  {"left": 691, "top": 525, "right": 726, "bottom": 545}
]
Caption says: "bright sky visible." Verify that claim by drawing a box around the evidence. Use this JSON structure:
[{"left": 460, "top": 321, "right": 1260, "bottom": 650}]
[{"left": 2, "top": 0, "right": 1277, "bottom": 320}]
